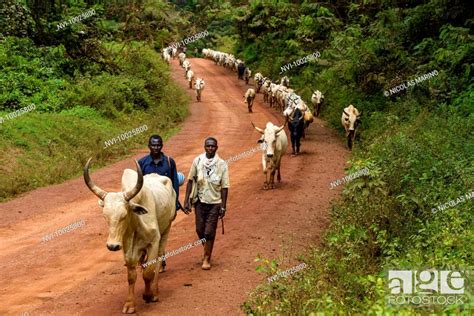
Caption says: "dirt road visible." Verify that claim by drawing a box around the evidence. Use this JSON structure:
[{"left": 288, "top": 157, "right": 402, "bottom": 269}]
[{"left": 0, "top": 58, "right": 349, "bottom": 315}]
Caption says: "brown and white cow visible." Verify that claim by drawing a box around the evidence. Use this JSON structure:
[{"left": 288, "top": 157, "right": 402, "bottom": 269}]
[
  {"left": 84, "top": 159, "right": 176, "bottom": 314},
  {"left": 244, "top": 88, "right": 256, "bottom": 113},
  {"left": 252, "top": 122, "right": 288, "bottom": 189},
  {"left": 341, "top": 104, "right": 361, "bottom": 150}
]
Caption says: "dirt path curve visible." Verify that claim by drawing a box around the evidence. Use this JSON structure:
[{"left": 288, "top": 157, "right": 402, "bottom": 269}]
[{"left": 0, "top": 58, "right": 349, "bottom": 316}]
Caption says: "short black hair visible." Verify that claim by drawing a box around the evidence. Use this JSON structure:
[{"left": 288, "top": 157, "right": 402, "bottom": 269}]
[
  {"left": 204, "top": 137, "right": 217, "bottom": 145},
  {"left": 149, "top": 134, "right": 162, "bottom": 143}
]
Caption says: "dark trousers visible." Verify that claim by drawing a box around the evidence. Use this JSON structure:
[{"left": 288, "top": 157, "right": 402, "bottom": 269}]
[
  {"left": 195, "top": 200, "right": 220, "bottom": 241},
  {"left": 289, "top": 121, "right": 304, "bottom": 151}
]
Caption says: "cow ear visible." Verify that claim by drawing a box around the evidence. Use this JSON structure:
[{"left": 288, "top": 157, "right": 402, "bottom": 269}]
[
  {"left": 130, "top": 203, "right": 148, "bottom": 215},
  {"left": 98, "top": 200, "right": 104, "bottom": 207}
]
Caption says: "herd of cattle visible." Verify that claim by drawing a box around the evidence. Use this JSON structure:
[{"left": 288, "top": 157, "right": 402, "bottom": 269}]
[
  {"left": 201, "top": 48, "right": 362, "bottom": 151},
  {"left": 162, "top": 47, "right": 206, "bottom": 102},
  {"left": 81, "top": 46, "right": 363, "bottom": 314}
]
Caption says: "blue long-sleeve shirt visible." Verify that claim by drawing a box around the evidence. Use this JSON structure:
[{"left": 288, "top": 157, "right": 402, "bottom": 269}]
[{"left": 138, "top": 154, "right": 180, "bottom": 210}]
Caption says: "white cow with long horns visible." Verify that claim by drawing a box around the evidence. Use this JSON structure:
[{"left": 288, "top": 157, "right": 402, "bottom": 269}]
[{"left": 83, "top": 159, "right": 176, "bottom": 314}]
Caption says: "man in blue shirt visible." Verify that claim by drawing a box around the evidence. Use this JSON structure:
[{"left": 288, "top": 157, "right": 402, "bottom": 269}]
[
  {"left": 138, "top": 135, "right": 182, "bottom": 273},
  {"left": 138, "top": 134, "right": 182, "bottom": 211}
]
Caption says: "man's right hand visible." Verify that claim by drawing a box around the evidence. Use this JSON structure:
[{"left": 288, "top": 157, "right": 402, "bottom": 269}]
[{"left": 183, "top": 202, "right": 192, "bottom": 215}]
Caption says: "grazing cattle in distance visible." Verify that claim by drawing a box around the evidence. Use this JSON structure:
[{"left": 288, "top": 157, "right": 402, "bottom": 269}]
[
  {"left": 83, "top": 159, "right": 176, "bottom": 314},
  {"left": 244, "top": 88, "right": 256, "bottom": 113},
  {"left": 253, "top": 122, "right": 288, "bottom": 190},
  {"left": 244, "top": 68, "right": 252, "bottom": 84},
  {"left": 194, "top": 78, "right": 205, "bottom": 102},
  {"left": 280, "top": 76, "right": 290, "bottom": 87},
  {"left": 178, "top": 52, "right": 186, "bottom": 66},
  {"left": 186, "top": 69, "right": 194, "bottom": 89},
  {"left": 311, "top": 90, "right": 324, "bottom": 117},
  {"left": 341, "top": 104, "right": 361, "bottom": 150}
]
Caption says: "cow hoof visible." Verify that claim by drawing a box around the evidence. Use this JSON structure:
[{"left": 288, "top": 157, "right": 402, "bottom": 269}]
[
  {"left": 263, "top": 185, "right": 268, "bottom": 190},
  {"left": 122, "top": 302, "right": 136, "bottom": 314},
  {"left": 143, "top": 293, "right": 159, "bottom": 303}
]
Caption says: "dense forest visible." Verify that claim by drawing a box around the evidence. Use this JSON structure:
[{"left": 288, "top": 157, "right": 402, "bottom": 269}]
[
  {"left": 0, "top": 0, "right": 191, "bottom": 200},
  {"left": 1, "top": 0, "right": 473, "bottom": 314}
]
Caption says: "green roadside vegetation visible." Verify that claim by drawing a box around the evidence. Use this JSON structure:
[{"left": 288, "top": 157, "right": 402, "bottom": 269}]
[
  {"left": 0, "top": 0, "right": 193, "bottom": 201},
  {"left": 173, "top": 0, "right": 473, "bottom": 314}
]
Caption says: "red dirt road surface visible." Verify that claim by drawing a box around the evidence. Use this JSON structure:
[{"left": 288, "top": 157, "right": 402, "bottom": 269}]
[{"left": 0, "top": 58, "right": 349, "bottom": 315}]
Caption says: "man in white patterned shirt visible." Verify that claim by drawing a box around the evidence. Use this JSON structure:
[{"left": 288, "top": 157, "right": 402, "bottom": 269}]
[{"left": 183, "top": 137, "right": 229, "bottom": 270}]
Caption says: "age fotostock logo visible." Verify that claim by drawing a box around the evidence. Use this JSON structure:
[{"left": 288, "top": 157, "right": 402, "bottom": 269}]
[{"left": 387, "top": 270, "right": 467, "bottom": 306}]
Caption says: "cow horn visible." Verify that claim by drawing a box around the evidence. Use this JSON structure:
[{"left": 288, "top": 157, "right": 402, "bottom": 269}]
[
  {"left": 83, "top": 158, "right": 108, "bottom": 200},
  {"left": 275, "top": 124, "right": 285, "bottom": 134},
  {"left": 343, "top": 109, "right": 349, "bottom": 117},
  {"left": 123, "top": 160, "right": 144, "bottom": 202},
  {"left": 252, "top": 122, "right": 264, "bottom": 134}
]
